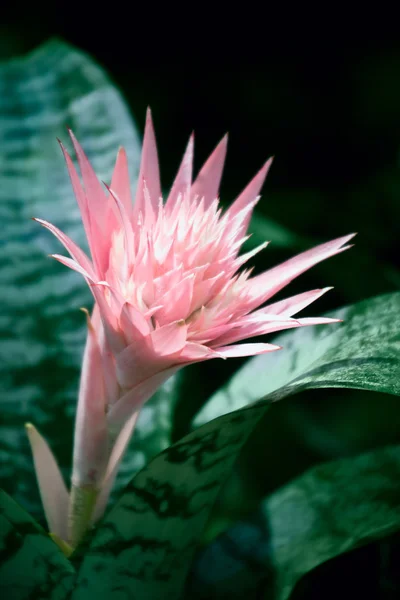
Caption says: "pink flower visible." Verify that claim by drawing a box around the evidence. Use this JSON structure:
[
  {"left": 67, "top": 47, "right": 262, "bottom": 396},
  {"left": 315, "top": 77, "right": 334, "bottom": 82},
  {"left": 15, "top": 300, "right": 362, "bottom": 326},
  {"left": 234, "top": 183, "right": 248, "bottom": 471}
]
[{"left": 28, "top": 109, "right": 354, "bottom": 545}]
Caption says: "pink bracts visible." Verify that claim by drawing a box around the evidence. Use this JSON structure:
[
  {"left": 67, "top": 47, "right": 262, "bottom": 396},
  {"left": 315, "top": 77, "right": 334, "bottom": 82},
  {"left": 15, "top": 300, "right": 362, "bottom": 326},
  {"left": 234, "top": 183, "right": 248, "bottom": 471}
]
[{"left": 27, "top": 109, "right": 354, "bottom": 546}]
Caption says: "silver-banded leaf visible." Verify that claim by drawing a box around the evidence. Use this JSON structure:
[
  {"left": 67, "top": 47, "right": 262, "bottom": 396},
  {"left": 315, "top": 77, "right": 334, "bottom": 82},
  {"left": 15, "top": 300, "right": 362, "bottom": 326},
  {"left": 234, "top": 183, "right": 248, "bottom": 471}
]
[
  {"left": 0, "top": 37, "right": 172, "bottom": 518},
  {"left": 72, "top": 292, "right": 400, "bottom": 600},
  {"left": 187, "top": 443, "right": 400, "bottom": 600},
  {"left": 0, "top": 489, "right": 75, "bottom": 599},
  {"left": 195, "top": 291, "right": 400, "bottom": 427},
  {"left": 71, "top": 405, "right": 267, "bottom": 600}
]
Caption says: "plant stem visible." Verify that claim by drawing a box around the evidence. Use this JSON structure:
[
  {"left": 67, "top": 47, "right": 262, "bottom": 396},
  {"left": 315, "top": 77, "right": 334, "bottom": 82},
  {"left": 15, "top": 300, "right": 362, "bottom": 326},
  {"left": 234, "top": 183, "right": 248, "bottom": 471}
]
[{"left": 68, "top": 484, "right": 99, "bottom": 549}]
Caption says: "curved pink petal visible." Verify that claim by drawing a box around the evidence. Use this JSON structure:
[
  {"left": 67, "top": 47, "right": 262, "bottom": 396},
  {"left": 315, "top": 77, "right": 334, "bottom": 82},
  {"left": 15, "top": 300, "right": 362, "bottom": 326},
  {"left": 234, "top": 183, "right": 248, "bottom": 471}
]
[
  {"left": 51, "top": 254, "right": 94, "bottom": 281},
  {"left": 34, "top": 218, "right": 95, "bottom": 278},
  {"left": 25, "top": 423, "right": 69, "bottom": 540}
]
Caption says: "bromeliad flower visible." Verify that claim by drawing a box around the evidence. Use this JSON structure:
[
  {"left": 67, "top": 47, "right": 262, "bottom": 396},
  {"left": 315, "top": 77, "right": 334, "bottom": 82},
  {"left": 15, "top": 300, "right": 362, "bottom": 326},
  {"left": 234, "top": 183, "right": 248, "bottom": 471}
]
[{"left": 28, "top": 109, "right": 354, "bottom": 548}]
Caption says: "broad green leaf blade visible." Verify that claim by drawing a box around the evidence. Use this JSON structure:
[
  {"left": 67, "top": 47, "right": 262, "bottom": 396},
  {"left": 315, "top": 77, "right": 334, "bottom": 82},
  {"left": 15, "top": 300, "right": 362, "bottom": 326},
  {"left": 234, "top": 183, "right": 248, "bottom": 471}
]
[
  {"left": 72, "top": 292, "right": 400, "bottom": 600},
  {"left": 189, "top": 443, "right": 400, "bottom": 600},
  {"left": 195, "top": 292, "right": 400, "bottom": 427},
  {"left": 0, "top": 38, "right": 142, "bottom": 518},
  {"left": 0, "top": 490, "right": 75, "bottom": 599},
  {"left": 71, "top": 406, "right": 267, "bottom": 600}
]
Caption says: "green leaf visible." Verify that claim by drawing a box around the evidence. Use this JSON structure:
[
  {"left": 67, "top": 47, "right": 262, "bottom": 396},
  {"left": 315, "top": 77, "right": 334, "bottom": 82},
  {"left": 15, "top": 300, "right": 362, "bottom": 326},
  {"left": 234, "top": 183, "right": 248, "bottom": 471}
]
[
  {"left": 195, "top": 292, "right": 400, "bottom": 427},
  {"left": 71, "top": 405, "right": 268, "bottom": 600},
  {"left": 0, "top": 489, "right": 75, "bottom": 599},
  {"left": 0, "top": 38, "right": 142, "bottom": 519},
  {"left": 72, "top": 292, "right": 400, "bottom": 600},
  {"left": 187, "top": 444, "right": 400, "bottom": 600},
  {"left": 0, "top": 38, "right": 232, "bottom": 523}
]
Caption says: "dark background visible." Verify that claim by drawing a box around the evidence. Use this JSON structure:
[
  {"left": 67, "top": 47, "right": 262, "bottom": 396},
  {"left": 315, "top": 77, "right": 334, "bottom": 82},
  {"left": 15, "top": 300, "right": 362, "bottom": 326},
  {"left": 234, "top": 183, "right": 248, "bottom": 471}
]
[
  {"left": 1, "top": 7, "right": 400, "bottom": 259},
  {"left": 2, "top": 8, "right": 400, "bottom": 302},
  {"left": 1, "top": 6, "right": 400, "bottom": 597},
  {"left": 2, "top": 0, "right": 400, "bottom": 524}
]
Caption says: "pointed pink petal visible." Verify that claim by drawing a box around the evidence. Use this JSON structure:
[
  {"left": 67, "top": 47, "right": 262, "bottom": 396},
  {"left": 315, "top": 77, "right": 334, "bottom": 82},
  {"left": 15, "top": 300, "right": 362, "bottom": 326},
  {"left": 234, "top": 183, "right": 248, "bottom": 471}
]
[
  {"left": 51, "top": 254, "right": 94, "bottom": 281},
  {"left": 92, "top": 305, "right": 120, "bottom": 407},
  {"left": 165, "top": 134, "right": 194, "bottom": 210},
  {"left": 210, "top": 319, "right": 300, "bottom": 347},
  {"left": 93, "top": 410, "right": 140, "bottom": 523},
  {"left": 233, "top": 241, "right": 269, "bottom": 271},
  {"left": 133, "top": 108, "right": 162, "bottom": 217},
  {"left": 150, "top": 320, "right": 188, "bottom": 356},
  {"left": 72, "top": 306, "right": 109, "bottom": 488},
  {"left": 210, "top": 313, "right": 341, "bottom": 347},
  {"left": 216, "top": 343, "right": 281, "bottom": 358},
  {"left": 88, "top": 284, "right": 126, "bottom": 354},
  {"left": 114, "top": 321, "right": 186, "bottom": 390},
  {"left": 107, "top": 367, "right": 180, "bottom": 431},
  {"left": 119, "top": 302, "right": 151, "bottom": 344},
  {"left": 59, "top": 142, "right": 104, "bottom": 275},
  {"left": 155, "top": 274, "right": 195, "bottom": 326},
  {"left": 227, "top": 157, "right": 273, "bottom": 236},
  {"left": 296, "top": 317, "right": 342, "bottom": 326},
  {"left": 105, "top": 184, "right": 135, "bottom": 265},
  {"left": 51, "top": 254, "right": 125, "bottom": 355},
  {"left": 25, "top": 423, "right": 69, "bottom": 540},
  {"left": 245, "top": 234, "right": 356, "bottom": 310},
  {"left": 262, "top": 287, "right": 333, "bottom": 317},
  {"left": 68, "top": 130, "right": 108, "bottom": 219},
  {"left": 34, "top": 218, "right": 95, "bottom": 278},
  {"left": 67, "top": 131, "right": 110, "bottom": 274},
  {"left": 110, "top": 147, "right": 133, "bottom": 216},
  {"left": 178, "top": 342, "right": 220, "bottom": 362},
  {"left": 58, "top": 142, "right": 91, "bottom": 240},
  {"left": 191, "top": 134, "right": 228, "bottom": 208}
]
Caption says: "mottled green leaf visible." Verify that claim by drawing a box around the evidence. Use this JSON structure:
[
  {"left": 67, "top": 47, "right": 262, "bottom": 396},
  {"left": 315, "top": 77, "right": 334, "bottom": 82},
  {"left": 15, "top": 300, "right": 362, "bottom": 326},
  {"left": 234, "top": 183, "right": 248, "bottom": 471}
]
[
  {"left": 71, "top": 405, "right": 268, "bottom": 600},
  {"left": 187, "top": 444, "right": 400, "bottom": 600},
  {"left": 72, "top": 292, "right": 400, "bottom": 599},
  {"left": 0, "top": 37, "right": 178, "bottom": 520},
  {"left": 195, "top": 292, "right": 400, "bottom": 427},
  {"left": 0, "top": 490, "right": 75, "bottom": 599}
]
